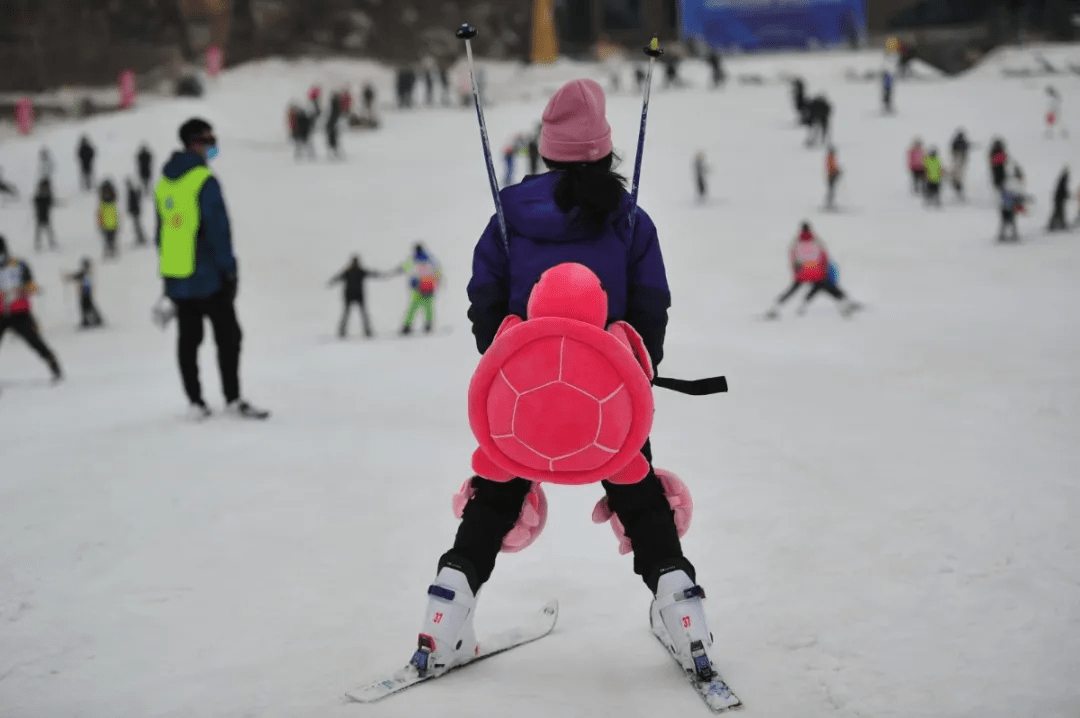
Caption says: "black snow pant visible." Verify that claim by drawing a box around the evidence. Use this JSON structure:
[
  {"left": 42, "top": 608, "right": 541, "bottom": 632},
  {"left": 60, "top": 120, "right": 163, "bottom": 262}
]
[
  {"left": 34, "top": 222, "right": 57, "bottom": 251},
  {"left": 1048, "top": 200, "right": 1068, "bottom": 231},
  {"left": 339, "top": 296, "right": 372, "bottom": 337},
  {"left": 999, "top": 209, "right": 1019, "bottom": 242},
  {"left": 777, "top": 279, "right": 846, "bottom": 306},
  {"left": 79, "top": 291, "right": 103, "bottom": 328},
  {"left": 924, "top": 181, "right": 942, "bottom": 207},
  {"left": 80, "top": 167, "right": 93, "bottom": 191},
  {"left": 696, "top": 176, "right": 707, "bottom": 200},
  {"left": 0, "top": 312, "right": 61, "bottom": 377},
  {"left": 102, "top": 230, "right": 118, "bottom": 259},
  {"left": 130, "top": 215, "right": 147, "bottom": 245},
  {"left": 326, "top": 127, "right": 340, "bottom": 157},
  {"left": 173, "top": 290, "right": 242, "bottom": 405},
  {"left": 911, "top": 169, "right": 926, "bottom": 194},
  {"left": 439, "top": 439, "right": 695, "bottom": 595}
]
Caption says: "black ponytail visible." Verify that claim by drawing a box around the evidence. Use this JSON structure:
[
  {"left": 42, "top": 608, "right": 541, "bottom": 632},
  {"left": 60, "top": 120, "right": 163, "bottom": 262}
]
[{"left": 544, "top": 153, "right": 627, "bottom": 227}]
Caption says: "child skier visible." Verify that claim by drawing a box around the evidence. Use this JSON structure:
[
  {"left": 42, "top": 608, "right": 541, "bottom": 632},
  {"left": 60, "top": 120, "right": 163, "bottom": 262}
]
[
  {"left": 989, "top": 138, "right": 1008, "bottom": 193},
  {"left": 693, "top": 150, "right": 709, "bottom": 202},
  {"left": 999, "top": 165, "right": 1027, "bottom": 243},
  {"left": 1047, "top": 167, "right": 1069, "bottom": 232},
  {"left": 137, "top": 144, "right": 154, "bottom": 193},
  {"left": 126, "top": 178, "right": 147, "bottom": 246},
  {"left": 327, "top": 254, "right": 383, "bottom": 338},
  {"left": 0, "top": 235, "right": 63, "bottom": 381},
  {"left": 32, "top": 178, "right": 57, "bottom": 252},
  {"left": 1046, "top": 86, "right": 1065, "bottom": 139},
  {"left": 825, "top": 146, "right": 842, "bottom": 210},
  {"left": 882, "top": 70, "right": 894, "bottom": 114},
  {"left": 923, "top": 147, "right": 944, "bottom": 208},
  {"left": 413, "top": 78, "right": 717, "bottom": 686},
  {"left": 950, "top": 129, "right": 970, "bottom": 200},
  {"left": 64, "top": 257, "right": 104, "bottom": 328},
  {"left": 77, "top": 135, "right": 96, "bottom": 192},
  {"left": 393, "top": 243, "right": 441, "bottom": 335},
  {"left": 98, "top": 180, "right": 120, "bottom": 259},
  {"left": 907, "top": 139, "right": 926, "bottom": 195},
  {"left": 765, "top": 222, "right": 861, "bottom": 319}
]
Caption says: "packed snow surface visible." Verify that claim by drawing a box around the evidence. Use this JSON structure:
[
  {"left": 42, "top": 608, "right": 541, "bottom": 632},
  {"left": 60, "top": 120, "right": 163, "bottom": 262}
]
[{"left": 1, "top": 49, "right": 1079, "bottom": 718}]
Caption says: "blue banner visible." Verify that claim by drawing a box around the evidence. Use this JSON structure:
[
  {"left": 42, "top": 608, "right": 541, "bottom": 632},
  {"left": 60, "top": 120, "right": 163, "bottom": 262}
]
[{"left": 680, "top": 0, "right": 867, "bottom": 52}]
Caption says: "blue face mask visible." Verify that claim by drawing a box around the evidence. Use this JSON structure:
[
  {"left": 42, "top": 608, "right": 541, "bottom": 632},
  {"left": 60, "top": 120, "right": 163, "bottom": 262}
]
[{"left": 206, "top": 146, "right": 220, "bottom": 162}]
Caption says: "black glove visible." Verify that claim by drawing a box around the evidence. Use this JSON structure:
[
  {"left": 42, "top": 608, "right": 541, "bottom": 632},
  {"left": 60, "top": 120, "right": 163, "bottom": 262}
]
[{"left": 223, "top": 274, "right": 238, "bottom": 300}]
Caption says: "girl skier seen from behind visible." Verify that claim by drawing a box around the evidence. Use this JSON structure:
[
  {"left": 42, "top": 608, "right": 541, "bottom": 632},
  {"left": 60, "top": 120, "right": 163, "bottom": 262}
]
[
  {"left": 908, "top": 139, "right": 925, "bottom": 195},
  {"left": 765, "top": 222, "right": 861, "bottom": 319},
  {"left": 415, "top": 78, "right": 713, "bottom": 682}
]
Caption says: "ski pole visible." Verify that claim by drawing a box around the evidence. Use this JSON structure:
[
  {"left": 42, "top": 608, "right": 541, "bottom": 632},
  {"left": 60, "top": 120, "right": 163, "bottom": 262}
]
[
  {"left": 456, "top": 23, "right": 508, "bottom": 252},
  {"left": 628, "top": 36, "right": 664, "bottom": 234}
]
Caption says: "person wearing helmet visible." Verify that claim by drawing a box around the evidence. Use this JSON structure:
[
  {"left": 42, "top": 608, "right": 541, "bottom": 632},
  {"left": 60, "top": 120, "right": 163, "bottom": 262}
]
[
  {"left": 391, "top": 242, "right": 441, "bottom": 335},
  {"left": 765, "top": 222, "right": 860, "bottom": 319},
  {"left": 0, "top": 235, "right": 63, "bottom": 381}
]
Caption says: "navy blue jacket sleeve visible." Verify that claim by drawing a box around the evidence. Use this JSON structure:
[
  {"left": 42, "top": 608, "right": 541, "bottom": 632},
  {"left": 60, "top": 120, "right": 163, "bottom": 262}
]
[
  {"left": 199, "top": 177, "right": 238, "bottom": 279},
  {"left": 624, "top": 209, "right": 671, "bottom": 372},
  {"left": 466, "top": 215, "right": 511, "bottom": 354}
]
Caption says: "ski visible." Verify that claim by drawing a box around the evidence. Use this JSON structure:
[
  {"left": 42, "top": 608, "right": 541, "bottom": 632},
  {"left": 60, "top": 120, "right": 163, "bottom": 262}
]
[
  {"left": 652, "top": 629, "right": 742, "bottom": 713},
  {"left": 345, "top": 599, "right": 558, "bottom": 704}
]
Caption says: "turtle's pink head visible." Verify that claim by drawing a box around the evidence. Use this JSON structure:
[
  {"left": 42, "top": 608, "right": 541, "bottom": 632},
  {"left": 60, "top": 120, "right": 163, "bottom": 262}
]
[{"left": 526, "top": 263, "right": 607, "bottom": 327}]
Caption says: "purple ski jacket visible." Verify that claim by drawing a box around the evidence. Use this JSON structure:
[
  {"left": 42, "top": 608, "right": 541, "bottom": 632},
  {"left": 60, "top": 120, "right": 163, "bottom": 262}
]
[{"left": 466, "top": 172, "right": 671, "bottom": 370}]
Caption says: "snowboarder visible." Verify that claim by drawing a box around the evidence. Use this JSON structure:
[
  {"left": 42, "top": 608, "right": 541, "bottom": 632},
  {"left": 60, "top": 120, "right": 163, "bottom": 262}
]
[
  {"left": 126, "top": 178, "right": 147, "bottom": 246},
  {"left": 908, "top": 138, "right": 926, "bottom": 195},
  {"left": 77, "top": 135, "right": 96, "bottom": 192},
  {"left": 693, "top": 151, "right": 709, "bottom": 202},
  {"left": 999, "top": 165, "right": 1027, "bottom": 243},
  {"left": 155, "top": 117, "right": 268, "bottom": 420},
  {"left": 391, "top": 242, "right": 441, "bottom": 335},
  {"left": 98, "top": 180, "right": 120, "bottom": 259},
  {"left": 923, "top": 148, "right": 944, "bottom": 208},
  {"left": 32, "top": 178, "right": 57, "bottom": 252},
  {"left": 63, "top": 257, "right": 104, "bottom": 328},
  {"left": 1046, "top": 86, "right": 1066, "bottom": 139},
  {"left": 882, "top": 70, "right": 894, "bottom": 114},
  {"left": 0, "top": 235, "right": 63, "bottom": 381},
  {"left": 765, "top": 222, "right": 861, "bottom": 319},
  {"left": 0, "top": 167, "right": 18, "bottom": 201},
  {"left": 806, "top": 95, "right": 831, "bottom": 147},
  {"left": 989, "top": 138, "right": 1008, "bottom": 193},
  {"left": 825, "top": 146, "right": 842, "bottom": 210},
  {"left": 417, "top": 78, "right": 715, "bottom": 684},
  {"left": 1047, "top": 167, "right": 1069, "bottom": 232},
  {"left": 136, "top": 144, "right": 154, "bottom": 193},
  {"left": 950, "top": 129, "right": 970, "bottom": 200},
  {"left": 328, "top": 254, "right": 383, "bottom": 338}
]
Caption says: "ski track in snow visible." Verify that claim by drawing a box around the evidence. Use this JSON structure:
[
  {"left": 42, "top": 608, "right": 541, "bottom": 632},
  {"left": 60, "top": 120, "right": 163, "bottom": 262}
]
[{"left": 2, "top": 49, "right": 1080, "bottom": 718}]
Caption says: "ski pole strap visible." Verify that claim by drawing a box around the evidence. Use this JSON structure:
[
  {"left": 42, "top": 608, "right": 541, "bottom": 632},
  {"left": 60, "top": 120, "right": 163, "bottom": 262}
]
[{"left": 652, "top": 375, "right": 728, "bottom": 396}]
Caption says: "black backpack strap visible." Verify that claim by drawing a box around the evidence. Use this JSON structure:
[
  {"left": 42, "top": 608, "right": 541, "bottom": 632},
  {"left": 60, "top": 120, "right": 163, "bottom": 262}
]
[{"left": 652, "top": 375, "right": 728, "bottom": 396}]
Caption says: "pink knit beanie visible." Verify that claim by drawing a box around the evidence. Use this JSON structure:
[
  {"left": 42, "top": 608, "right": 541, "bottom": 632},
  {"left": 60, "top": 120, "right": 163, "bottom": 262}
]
[{"left": 539, "top": 79, "right": 613, "bottom": 163}]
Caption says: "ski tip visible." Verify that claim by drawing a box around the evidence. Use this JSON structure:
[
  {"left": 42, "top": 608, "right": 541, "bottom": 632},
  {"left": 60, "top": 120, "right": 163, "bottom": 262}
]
[{"left": 456, "top": 24, "right": 477, "bottom": 40}]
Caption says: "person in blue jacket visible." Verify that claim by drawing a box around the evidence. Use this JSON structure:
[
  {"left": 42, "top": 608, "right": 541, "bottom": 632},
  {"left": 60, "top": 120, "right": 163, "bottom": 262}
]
[
  {"left": 411, "top": 79, "right": 718, "bottom": 682},
  {"left": 155, "top": 118, "right": 267, "bottom": 420}
]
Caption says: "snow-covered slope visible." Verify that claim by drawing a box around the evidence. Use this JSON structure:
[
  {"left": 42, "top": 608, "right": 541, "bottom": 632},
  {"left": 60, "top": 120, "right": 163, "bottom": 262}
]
[{"left": 1, "top": 52, "right": 1079, "bottom": 718}]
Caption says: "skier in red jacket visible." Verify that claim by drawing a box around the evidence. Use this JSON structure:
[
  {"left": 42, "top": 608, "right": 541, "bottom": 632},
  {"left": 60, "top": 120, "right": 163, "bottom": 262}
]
[{"left": 765, "top": 222, "right": 861, "bottom": 319}]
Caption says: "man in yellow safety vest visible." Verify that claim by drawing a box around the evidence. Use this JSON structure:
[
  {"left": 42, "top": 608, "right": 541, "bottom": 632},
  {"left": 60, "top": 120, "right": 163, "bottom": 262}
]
[{"left": 155, "top": 118, "right": 268, "bottom": 420}]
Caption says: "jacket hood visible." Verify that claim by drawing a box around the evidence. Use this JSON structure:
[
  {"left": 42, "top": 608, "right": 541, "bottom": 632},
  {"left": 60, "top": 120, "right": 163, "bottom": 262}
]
[
  {"left": 500, "top": 172, "right": 630, "bottom": 242},
  {"left": 162, "top": 150, "right": 207, "bottom": 180}
]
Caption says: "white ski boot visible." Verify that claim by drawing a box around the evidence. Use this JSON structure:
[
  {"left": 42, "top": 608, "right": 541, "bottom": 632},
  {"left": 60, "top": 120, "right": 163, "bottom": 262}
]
[
  {"left": 650, "top": 569, "right": 717, "bottom": 681},
  {"left": 409, "top": 566, "right": 478, "bottom": 678}
]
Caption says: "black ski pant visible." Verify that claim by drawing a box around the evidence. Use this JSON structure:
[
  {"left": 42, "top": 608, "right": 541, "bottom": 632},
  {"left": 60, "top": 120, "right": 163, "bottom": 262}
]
[
  {"left": 80, "top": 167, "right": 93, "bottom": 191},
  {"left": 1048, "top": 200, "right": 1068, "bottom": 231},
  {"left": 79, "top": 292, "right": 103, "bottom": 327},
  {"left": 924, "top": 181, "right": 942, "bottom": 207},
  {"left": 696, "top": 176, "right": 707, "bottom": 200},
  {"left": 0, "top": 312, "right": 61, "bottom": 376},
  {"left": 999, "top": 209, "right": 1019, "bottom": 242},
  {"left": 777, "top": 279, "right": 845, "bottom": 306},
  {"left": 102, "top": 230, "right": 118, "bottom": 259},
  {"left": 130, "top": 215, "right": 147, "bottom": 245},
  {"left": 173, "top": 290, "right": 242, "bottom": 405},
  {"left": 911, "top": 169, "right": 925, "bottom": 194},
  {"left": 339, "top": 296, "right": 372, "bottom": 337},
  {"left": 439, "top": 439, "right": 695, "bottom": 595},
  {"left": 34, "top": 222, "right": 57, "bottom": 251}
]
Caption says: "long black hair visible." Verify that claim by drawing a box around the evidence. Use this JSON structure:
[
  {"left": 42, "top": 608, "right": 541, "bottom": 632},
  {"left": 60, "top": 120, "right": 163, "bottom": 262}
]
[{"left": 543, "top": 152, "right": 627, "bottom": 227}]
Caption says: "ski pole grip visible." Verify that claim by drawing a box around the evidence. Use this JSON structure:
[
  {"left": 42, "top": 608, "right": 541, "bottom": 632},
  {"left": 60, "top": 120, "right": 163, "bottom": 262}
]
[
  {"left": 644, "top": 36, "right": 663, "bottom": 58},
  {"left": 456, "top": 24, "right": 478, "bottom": 40}
]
